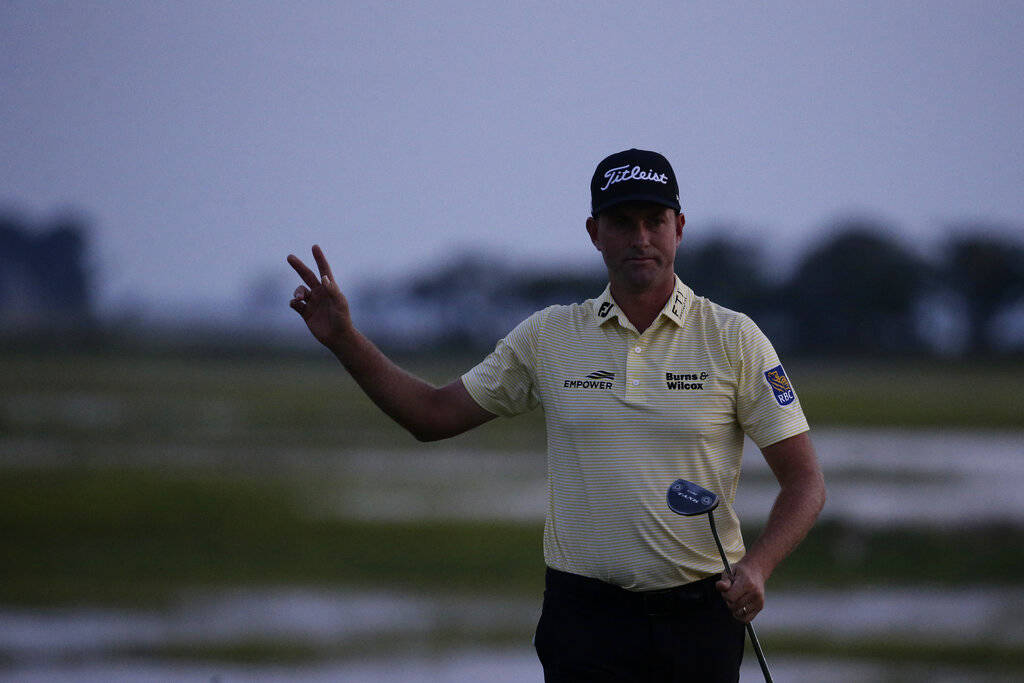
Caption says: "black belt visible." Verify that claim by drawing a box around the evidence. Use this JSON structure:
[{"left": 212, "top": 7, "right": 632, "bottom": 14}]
[{"left": 545, "top": 567, "right": 723, "bottom": 617}]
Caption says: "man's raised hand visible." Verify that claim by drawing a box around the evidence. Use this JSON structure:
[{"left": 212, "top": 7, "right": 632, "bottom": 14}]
[{"left": 287, "top": 245, "right": 352, "bottom": 350}]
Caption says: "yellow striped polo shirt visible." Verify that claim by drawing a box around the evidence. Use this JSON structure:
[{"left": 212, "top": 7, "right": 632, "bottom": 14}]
[{"left": 461, "top": 275, "right": 809, "bottom": 590}]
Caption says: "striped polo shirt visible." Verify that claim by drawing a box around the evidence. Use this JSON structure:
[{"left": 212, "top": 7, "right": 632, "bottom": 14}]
[{"left": 461, "top": 275, "right": 809, "bottom": 590}]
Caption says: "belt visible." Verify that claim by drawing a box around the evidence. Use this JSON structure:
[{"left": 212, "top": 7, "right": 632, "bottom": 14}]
[{"left": 544, "top": 567, "right": 723, "bottom": 617}]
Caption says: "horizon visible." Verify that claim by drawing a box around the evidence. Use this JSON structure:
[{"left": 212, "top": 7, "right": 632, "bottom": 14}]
[{"left": 3, "top": 1, "right": 1022, "bottom": 315}]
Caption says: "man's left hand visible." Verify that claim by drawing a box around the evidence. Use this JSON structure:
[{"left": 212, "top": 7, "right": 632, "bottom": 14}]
[{"left": 715, "top": 558, "right": 765, "bottom": 624}]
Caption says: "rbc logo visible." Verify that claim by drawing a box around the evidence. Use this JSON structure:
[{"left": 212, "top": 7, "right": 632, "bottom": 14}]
[{"left": 764, "top": 365, "right": 796, "bottom": 406}]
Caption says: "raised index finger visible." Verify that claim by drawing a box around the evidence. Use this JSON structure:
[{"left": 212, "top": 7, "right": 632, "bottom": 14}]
[
  {"left": 312, "top": 244, "right": 335, "bottom": 284},
  {"left": 287, "top": 253, "right": 320, "bottom": 289}
]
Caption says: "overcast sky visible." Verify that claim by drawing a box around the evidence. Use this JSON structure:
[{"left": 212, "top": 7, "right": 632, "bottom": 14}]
[{"left": 2, "top": 1, "right": 1022, "bottom": 318}]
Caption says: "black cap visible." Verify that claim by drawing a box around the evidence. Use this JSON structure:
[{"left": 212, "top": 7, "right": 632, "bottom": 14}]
[{"left": 590, "top": 148, "right": 681, "bottom": 216}]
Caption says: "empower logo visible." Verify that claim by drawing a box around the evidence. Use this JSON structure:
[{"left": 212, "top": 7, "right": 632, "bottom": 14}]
[{"left": 563, "top": 370, "right": 615, "bottom": 390}]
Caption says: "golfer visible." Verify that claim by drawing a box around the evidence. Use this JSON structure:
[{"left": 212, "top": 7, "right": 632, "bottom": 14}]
[{"left": 288, "top": 148, "right": 825, "bottom": 682}]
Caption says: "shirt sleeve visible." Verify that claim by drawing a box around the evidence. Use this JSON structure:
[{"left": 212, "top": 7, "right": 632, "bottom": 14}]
[
  {"left": 731, "top": 314, "right": 810, "bottom": 448},
  {"left": 460, "top": 312, "right": 541, "bottom": 418}
]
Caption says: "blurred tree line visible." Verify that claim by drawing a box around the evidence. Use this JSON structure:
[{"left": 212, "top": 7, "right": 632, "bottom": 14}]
[
  {"left": 2, "top": 213, "right": 1022, "bottom": 357},
  {"left": 359, "top": 218, "right": 1024, "bottom": 358},
  {"left": 0, "top": 212, "right": 92, "bottom": 331}
]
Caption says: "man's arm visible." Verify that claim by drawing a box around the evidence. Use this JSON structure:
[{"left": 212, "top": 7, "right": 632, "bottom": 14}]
[
  {"left": 717, "top": 431, "right": 825, "bottom": 622},
  {"left": 288, "top": 245, "right": 496, "bottom": 441}
]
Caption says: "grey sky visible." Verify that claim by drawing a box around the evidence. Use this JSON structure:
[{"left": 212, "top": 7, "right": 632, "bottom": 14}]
[{"left": 2, "top": 1, "right": 1022, "bottom": 316}]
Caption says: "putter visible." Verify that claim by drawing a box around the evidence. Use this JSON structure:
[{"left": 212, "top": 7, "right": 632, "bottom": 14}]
[{"left": 667, "top": 479, "right": 773, "bottom": 683}]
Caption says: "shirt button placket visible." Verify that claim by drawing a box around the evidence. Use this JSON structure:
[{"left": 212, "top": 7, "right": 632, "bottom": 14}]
[{"left": 626, "top": 341, "right": 643, "bottom": 397}]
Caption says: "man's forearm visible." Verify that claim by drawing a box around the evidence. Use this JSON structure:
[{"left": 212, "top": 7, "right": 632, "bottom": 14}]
[
  {"left": 327, "top": 327, "right": 493, "bottom": 441},
  {"left": 743, "top": 433, "right": 826, "bottom": 581},
  {"left": 743, "top": 473, "right": 825, "bottom": 581},
  {"left": 288, "top": 248, "right": 494, "bottom": 442}
]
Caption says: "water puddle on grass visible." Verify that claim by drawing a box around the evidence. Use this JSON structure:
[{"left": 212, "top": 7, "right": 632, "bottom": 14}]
[
  {"left": 2, "top": 586, "right": 1022, "bottom": 682},
  {"left": 5, "top": 427, "right": 1021, "bottom": 528},
  {"left": 316, "top": 428, "right": 1024, "bottom": 527},
  {"left": 1, "top": 655, "right": 955, "bottom": 683},
  {"left": 736, "top": 427, "right": 1024, "bottom": 527},
  {"left": 0, "top": 590, "right": 537, "bottom": 658},
  {"left": 3, "top": 428, "right": 1022, "bottom": 681}
]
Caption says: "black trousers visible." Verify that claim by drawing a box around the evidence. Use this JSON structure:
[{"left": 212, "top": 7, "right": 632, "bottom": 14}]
[{"left": 534, "top": 568, "right": 745, "bottom": 683}]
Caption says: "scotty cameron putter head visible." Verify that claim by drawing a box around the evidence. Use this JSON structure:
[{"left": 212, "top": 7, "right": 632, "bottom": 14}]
[{"left": 666, "top": 479, "right": 720, "bottom": 517}]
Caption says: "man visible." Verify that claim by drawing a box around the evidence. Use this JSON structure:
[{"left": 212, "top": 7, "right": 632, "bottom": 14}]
[{"left": 288, "top": 148, "right": 825, "bottom": 682}]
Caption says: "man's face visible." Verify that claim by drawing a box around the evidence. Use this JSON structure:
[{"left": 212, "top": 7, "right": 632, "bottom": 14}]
[{"left": 586, "top": 202, "right": 684, "bottom": 293}]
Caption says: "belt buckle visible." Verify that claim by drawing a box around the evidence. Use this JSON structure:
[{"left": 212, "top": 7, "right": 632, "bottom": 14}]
[
  {"left": 640, "top": 583, "right": 708, "bottom": 616},
  {"left": 640, "top": 589, "right": 676, "bottom": 616}
]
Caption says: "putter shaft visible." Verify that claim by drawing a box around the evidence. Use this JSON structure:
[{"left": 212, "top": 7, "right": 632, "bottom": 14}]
[{"left": 708, "top": 509, "right": 773, "bottom": 683}]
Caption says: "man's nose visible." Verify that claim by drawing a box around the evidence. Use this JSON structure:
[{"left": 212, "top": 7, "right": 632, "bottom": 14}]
[{"left": 629, "top": 223, "right": 652, "bottom": 246}]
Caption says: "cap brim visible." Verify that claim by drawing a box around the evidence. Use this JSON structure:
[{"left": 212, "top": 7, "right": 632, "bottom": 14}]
[{"left": 593, "top": 193, "right": 681, "bottom": 215}]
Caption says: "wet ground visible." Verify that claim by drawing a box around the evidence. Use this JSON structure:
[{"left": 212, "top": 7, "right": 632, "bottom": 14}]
[
  {"left": 3, "top": 584, "right": 1023, "bottom": 681},
  {"left": 3, "top": 427, "right": 1022, "bottom": 681}
]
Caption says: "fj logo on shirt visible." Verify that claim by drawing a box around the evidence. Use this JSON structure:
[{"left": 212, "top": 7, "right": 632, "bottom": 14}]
[
  {"left": 563, "top": 370, "right": 615, "bottom": 390},
  {"left": 598, "top": 302, "right": 614, "bottom": 317},
  {"left": 669, "top": 290, "right": 686, "bottom": 318},
  {"left": 764, "top": 365, "right": 796, "bottom": 405},
  {"left": 665, "top": 371, "right": 708, "bottom": 390}
]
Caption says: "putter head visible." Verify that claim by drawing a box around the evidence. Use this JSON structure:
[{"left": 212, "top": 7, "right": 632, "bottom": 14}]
[{"left": 666, "top": 479, "right": 719, "bottom": 516}]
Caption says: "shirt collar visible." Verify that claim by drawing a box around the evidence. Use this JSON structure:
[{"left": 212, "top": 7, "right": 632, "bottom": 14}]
[{"left": 593, "top": 275, "right": 692, "bottom": 331}]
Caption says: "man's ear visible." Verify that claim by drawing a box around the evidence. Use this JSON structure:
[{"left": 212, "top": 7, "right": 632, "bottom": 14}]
[
  {"left": 586, "top": 216, "right": 602, "bottom": 251},
  {"left": 675, "top": 212, "right": 685, "bottom": 244}
]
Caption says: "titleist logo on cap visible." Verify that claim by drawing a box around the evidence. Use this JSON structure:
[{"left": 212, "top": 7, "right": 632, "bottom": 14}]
[
  {"left": 599, "top": 164, "right": 670, "bottom": 192},
  {"left": 590, "top": 149, "right": 681, "bottom": 215}
]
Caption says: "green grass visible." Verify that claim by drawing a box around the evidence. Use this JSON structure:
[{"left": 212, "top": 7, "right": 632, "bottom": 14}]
[
  {"left": 768, "top": 519, "right": 1024, "bottom": 587},
  {"left": 121, "top": 625, "right": 536, "bottom": 665},
  {"left": 2, "top": 348, "right": 1021, "bottom": 676},
  {"left": 763, "top": 634, "right": 1024, "bottom": 674},
  {"left": 0, "top": 467, "right": 545, "bottom": 606},
  {"left": 80, "top": 633, "right": 1024, "bottom": 674},
  {"left": 3, "top": 467, "right": 1022, "bottom": 607},
  {"left": 790, "top": 357, "right": 1024, "bottom": 428},
  {"left": 1, "top": 348, "right": 1022, "bottom": 604},
  {"left": 0, "top": 350, "right": 547, "bottom": 452},
  {"left": 2, "top": 352, "right": 1022, "bottom": 449}
]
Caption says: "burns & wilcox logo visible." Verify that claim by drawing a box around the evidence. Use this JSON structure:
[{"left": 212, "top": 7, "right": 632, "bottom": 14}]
[
  {"left": 764, "top": 365, "right": 795, "bottom": 405},
  {"left": 564, "top": 370, "right": 615, "bottom": 390},
  {"left": 665, "top": 371, "right": 708, "bottom": 390}
]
